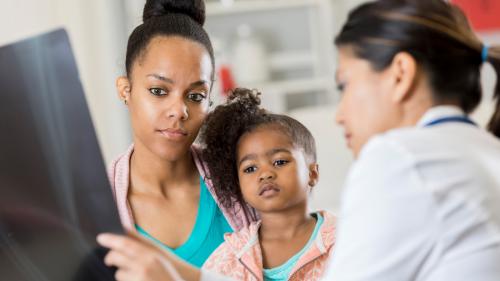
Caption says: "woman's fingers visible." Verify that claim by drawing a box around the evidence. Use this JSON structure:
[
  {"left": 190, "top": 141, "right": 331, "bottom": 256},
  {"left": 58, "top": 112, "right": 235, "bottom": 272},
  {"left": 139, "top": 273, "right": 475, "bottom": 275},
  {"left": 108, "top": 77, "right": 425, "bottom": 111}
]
[
  {"left": 103, "top": 248, "right": 132, "bottom": 269},
  {"left": 97, "top": 233, "right": 149, "bottom": 257},
  {"left": 97, "top": 233, "right": 186, "bottom": 281},
  {"left": 114, "top": 268, "right": 134, "bottom": 281}
]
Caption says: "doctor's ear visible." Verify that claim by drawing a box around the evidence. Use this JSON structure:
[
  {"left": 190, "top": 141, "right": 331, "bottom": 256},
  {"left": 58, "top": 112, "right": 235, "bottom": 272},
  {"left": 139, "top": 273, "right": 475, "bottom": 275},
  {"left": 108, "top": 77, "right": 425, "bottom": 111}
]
[
  {"left": 388, "top": 52, "right": 418, "bottom": 104},
  {"left": 116, "top": 76, "right": 131, "bottom": 105}
]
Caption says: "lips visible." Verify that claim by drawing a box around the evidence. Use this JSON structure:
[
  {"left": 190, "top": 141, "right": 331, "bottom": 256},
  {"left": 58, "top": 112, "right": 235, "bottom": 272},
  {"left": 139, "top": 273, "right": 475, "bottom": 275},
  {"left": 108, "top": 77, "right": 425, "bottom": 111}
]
[
  {"left": 157, "top": 128, "right": 188, "bottom": 141},
  {"left": 344, "top": 132, "right": 352, "bottom": 146},
  {"left": 258, "top": 183, "right": 280, "bottom": 197}
]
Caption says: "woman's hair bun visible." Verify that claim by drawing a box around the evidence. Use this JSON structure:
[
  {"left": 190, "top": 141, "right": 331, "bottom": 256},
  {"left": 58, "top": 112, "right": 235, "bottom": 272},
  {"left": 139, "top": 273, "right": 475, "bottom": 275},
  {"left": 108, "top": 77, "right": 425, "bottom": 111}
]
[{"left": 143, "top": 0, "right": 206, "bottom": 25}]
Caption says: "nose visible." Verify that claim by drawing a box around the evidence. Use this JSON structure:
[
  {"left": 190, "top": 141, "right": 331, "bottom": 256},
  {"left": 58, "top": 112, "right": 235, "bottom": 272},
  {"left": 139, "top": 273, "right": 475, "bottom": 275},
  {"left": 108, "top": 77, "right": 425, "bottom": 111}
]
[
  {"left": 259, "top": 169, "right": 276, "bottom": 182},
  {"left": 335, "top": 110, "right": 344, "bottom": 125},
  {"left": 335, "top": 97, "right": 346, "bottom": 126},
  {"left": 167, "top": 96, "right": 188, "bottom": 121}
]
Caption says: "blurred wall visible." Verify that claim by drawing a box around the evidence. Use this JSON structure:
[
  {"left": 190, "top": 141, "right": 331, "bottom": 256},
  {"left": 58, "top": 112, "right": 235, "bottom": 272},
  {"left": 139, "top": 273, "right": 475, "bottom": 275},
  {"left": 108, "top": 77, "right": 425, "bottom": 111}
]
[{"left": 0, "top": 0, "right": 131, "bottom": 164}]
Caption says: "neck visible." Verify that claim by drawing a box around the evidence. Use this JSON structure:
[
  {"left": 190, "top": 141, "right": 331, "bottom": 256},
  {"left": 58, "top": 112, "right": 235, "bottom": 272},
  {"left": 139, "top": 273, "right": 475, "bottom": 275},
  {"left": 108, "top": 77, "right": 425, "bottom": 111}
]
[
  {"left": 258, "top": 203, "right": 315, "bottom": 240},
  {"left": 397, "top": 90, "right": 434, "bottom": 128},
  {"left": 130, "top": 141, "right": 199, "bottom": 197},
  {"left": 397, "top": 74, "right": 463, "bottom": 128}
]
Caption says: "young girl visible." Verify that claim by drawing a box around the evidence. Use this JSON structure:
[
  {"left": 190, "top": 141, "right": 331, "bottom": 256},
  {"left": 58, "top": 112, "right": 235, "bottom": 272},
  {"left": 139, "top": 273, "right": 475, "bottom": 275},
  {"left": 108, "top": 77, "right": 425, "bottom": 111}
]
[{"left": 199, "top": 88, "right": 336, "bottom": 281}]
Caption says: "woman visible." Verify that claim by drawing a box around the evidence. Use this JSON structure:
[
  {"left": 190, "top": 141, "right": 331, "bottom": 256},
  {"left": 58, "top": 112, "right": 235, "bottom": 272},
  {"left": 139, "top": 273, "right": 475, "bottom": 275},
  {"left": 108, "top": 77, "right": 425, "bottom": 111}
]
[
  {"left": 107, "top": 0, "right": 256, "bottom": 269},
  {"left": 321, "top": 0, "right": 500, "bottom": 280},
  {"left": 98, "top": 0, "right": 500, "bottom": 280}
]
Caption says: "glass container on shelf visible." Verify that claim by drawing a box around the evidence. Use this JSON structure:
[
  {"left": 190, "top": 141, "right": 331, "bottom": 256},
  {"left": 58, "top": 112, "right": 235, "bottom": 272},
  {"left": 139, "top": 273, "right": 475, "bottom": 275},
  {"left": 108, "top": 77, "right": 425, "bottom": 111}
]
[{"left": 231, "top": 24, "right": 270, "bottom": 86}]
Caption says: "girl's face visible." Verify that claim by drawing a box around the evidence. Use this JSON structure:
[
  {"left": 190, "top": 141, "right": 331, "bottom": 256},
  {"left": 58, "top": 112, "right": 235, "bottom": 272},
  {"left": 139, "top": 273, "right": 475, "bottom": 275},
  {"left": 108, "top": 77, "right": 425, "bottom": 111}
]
[
  {"left": 335, "top": 47, "right": 404, "bottom": 158},
  {"left": 117, "top": 36, "right": 212, "bottom": 161},
  {"left": 236, "top": 125, "right": 319, "bottom": 213}
]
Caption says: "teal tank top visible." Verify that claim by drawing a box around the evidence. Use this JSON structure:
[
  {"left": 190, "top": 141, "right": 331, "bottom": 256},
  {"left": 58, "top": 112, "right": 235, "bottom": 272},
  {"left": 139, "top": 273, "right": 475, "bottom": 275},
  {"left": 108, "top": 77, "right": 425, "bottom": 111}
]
[{"left": 135, "top": 177, "right": 233, "bottom": 268}]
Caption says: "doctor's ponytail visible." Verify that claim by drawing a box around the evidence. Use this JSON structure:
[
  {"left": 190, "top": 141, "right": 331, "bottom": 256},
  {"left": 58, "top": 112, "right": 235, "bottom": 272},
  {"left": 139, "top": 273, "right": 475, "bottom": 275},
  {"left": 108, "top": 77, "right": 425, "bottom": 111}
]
[{"left": 485, "top": 46, "right": 500, "bottom": 138}]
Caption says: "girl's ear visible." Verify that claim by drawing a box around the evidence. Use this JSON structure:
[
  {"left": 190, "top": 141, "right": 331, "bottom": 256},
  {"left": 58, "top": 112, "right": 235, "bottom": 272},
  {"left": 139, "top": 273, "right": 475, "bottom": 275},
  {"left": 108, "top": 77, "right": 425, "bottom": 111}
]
[
  {"left": 116, "top": 76, "right": 131, "bottom": 105},
  {"left": 308, "top": 163, "right": 319, "bottom": 188}
]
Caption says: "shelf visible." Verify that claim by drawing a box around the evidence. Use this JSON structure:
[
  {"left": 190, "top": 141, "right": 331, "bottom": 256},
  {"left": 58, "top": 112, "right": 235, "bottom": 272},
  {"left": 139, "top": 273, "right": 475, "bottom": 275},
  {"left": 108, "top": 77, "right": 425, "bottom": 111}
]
[
  {"left": 269, "top": 51, "right": 315, "bottom": 71},
  {"left": 247, "top": 76, "right": 334, "bottom": 113},
  {"left": 251, "top": 76, "right": 333, "bottom": 95},
  {"left": 205, "top": 0, "right": 336, "bottom": 113},
  {"left": 206, "top": 0, "right": 320, "bottom": 16}
]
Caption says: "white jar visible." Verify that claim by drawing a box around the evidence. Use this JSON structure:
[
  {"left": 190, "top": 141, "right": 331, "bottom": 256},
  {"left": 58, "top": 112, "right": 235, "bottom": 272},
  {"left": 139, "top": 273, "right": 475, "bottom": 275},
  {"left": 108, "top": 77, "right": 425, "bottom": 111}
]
[{"left": 232, "top": 24, "right": 270, "bottom": 85}]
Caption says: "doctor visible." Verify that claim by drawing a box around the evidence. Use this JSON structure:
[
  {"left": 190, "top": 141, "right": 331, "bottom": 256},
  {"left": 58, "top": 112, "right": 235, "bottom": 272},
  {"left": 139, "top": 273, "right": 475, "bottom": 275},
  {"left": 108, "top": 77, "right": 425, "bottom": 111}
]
[
  {"left": 97, "top": 0, "right": 500, "bottom": 280},
  {"left": 322, "top": 0, "right": 500, "bottom": 280}
]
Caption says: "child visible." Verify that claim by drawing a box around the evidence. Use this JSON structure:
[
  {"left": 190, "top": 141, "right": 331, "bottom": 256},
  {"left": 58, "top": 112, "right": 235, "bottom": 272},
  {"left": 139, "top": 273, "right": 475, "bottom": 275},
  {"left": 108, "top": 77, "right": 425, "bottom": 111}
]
[{"left": 199, "top": 88, "right": 336, "bottom": 281}]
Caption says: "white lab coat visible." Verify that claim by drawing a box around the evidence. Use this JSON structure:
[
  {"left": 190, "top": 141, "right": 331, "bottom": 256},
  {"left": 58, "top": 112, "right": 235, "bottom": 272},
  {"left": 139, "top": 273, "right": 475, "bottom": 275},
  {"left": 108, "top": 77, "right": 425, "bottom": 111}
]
[
  {"left": 201, "top": 106, "right": 500, "bottom": 281},
  {"left": 322, "top": 106, "right": 500, "bottom": 281}
]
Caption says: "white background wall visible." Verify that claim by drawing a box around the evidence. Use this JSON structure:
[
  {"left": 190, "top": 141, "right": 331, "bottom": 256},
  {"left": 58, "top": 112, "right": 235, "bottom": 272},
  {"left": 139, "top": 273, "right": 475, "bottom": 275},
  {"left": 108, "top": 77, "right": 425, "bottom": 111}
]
[{"left": 0, "top": 0, "right": 131, "bottom": 164}]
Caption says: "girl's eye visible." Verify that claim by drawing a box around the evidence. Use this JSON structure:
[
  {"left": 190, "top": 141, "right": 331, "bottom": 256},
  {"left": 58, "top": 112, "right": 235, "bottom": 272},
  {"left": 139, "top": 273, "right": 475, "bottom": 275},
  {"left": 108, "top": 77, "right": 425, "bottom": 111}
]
[
  {"left": 149, "top": 88, "right": 167, "bottom": 96},
  {"left": 243, "top": 166, "right": 257, "bottom": 174},
  {"left": 187, "top": 92, "right": 206, "bottom": 103},
  {"left": 274, "top": 159, "right": 289, "bottom": 167}
]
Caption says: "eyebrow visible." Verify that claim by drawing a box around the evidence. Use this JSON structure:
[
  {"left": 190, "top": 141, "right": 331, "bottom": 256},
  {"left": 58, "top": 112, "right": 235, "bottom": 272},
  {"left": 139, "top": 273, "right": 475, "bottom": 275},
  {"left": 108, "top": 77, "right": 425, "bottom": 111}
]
[
  {"left": 147, "top": 74, "right": 174, "bottom": 83},
  {"left": 188, "top": 80, "right": 210, "bottom": 89},
  {"left": 237, "top": 148, "right": 292, "bottom": 167},
  {"left": 146, "top": 74, "right": 209, "bottom": 88}
]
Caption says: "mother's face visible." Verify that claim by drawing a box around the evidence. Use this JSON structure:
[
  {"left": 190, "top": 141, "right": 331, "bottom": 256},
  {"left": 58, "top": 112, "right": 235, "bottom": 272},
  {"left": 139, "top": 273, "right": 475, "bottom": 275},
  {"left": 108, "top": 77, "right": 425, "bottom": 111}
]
[
  {"left": 335, "top": 47, "right": 406, "bottom": 158},
  {"left": 117, "top": 36, "right": 213, "bottom": 161}
]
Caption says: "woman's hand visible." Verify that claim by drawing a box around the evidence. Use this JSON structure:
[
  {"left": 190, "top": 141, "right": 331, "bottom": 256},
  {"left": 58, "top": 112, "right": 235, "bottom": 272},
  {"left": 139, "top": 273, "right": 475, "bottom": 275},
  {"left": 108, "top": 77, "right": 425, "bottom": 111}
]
[{"left": 97, "top": 232, "right": 201, "bottom": 281}]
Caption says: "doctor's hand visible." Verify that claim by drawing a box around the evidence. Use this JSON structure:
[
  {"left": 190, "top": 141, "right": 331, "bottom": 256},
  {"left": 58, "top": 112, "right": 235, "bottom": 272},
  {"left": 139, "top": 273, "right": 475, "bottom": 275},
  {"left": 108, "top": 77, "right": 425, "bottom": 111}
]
[{"left": 97, "top": 232, "right": 201, "bottom": 281}]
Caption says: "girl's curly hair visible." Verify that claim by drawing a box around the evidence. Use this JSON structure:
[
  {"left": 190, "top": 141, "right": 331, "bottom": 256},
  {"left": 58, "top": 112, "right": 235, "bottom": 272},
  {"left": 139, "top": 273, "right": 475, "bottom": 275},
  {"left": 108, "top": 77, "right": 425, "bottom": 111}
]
[{"left": 198, "top": 88, "right": 316, "bottom": 218}]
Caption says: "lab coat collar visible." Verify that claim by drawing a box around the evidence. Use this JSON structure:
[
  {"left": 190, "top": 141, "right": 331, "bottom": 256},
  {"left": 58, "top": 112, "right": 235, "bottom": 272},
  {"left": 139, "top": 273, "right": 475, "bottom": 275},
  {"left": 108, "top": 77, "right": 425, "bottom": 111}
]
[{"left": 417, "top": 105, "right": 465, "bottom": 127}]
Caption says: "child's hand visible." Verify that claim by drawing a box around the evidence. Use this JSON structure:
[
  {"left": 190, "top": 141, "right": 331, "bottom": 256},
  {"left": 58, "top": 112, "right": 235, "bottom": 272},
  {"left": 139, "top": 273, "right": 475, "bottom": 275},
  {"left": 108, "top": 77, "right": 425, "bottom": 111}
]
[{"left": 97, "top": 232, "right": 199, "bottom": 281}]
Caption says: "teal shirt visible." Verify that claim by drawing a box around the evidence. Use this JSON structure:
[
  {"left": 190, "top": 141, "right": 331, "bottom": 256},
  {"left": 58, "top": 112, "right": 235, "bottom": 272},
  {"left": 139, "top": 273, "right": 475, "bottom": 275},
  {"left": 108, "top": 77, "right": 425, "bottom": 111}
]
[
  {"left": 263, "top": 213, "right": 324, "bottom": 281},
  {"left": 135, "top": 177, "right": 233, "bottom": 268}
]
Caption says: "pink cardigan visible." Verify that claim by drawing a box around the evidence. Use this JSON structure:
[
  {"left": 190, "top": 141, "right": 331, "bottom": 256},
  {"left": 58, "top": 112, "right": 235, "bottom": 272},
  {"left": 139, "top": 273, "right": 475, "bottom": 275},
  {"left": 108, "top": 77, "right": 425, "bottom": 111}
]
[
  {"left": 202, "top": 211, "right": 336, "bottom": 281},
  {"left": 107, "top": 144, "right": 257, "bottom": 232}
]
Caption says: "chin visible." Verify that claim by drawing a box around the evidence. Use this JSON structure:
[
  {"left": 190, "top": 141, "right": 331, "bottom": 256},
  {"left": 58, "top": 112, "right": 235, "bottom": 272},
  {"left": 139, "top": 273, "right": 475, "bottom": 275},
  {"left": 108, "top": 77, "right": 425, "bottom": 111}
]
[
  {"left": 255, "top": 202, "right": 288, "bottom": 213},
  {"left": 152, "top": 142, "right": 191, "bottom": 162}
]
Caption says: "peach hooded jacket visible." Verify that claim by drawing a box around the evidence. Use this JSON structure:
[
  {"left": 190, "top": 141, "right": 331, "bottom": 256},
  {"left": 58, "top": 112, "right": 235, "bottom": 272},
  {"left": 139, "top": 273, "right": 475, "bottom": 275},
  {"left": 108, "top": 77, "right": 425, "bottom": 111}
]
[{"left": 202, "top": 211, "right": 336, "bottom": 281}]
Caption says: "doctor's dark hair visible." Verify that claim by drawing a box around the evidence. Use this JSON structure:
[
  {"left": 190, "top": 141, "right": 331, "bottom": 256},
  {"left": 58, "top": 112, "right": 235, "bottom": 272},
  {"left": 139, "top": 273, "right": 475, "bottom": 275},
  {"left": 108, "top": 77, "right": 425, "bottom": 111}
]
[
  {"left": 335, "top": 0, "right": 500, "bottom": 138},
  {"left": 198, "top": 88, "right": 317, "bottom": 217},
  {"left": 125, "top": 0, "right": 214, "bottom": 79}
]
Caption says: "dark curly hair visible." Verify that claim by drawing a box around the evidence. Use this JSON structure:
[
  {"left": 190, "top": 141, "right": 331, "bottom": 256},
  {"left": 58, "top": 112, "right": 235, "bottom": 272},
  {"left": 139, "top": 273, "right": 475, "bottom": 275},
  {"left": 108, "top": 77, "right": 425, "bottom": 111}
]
[{"left": 198, "top": 88, "right": 317, "bottom": 217}]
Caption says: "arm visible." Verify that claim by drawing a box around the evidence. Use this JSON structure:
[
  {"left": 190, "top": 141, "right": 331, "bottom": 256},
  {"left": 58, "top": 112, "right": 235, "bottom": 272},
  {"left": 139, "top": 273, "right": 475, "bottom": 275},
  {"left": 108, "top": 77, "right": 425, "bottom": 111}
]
[
  {"left": 97, "top": 233, "right": 200, "bottom": 281},
  {"left": 97, "top": 233, "right": 236, "bottom": 281},
  {"left": 322, "top": 137, "right": 439, "bottom": 281}
]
